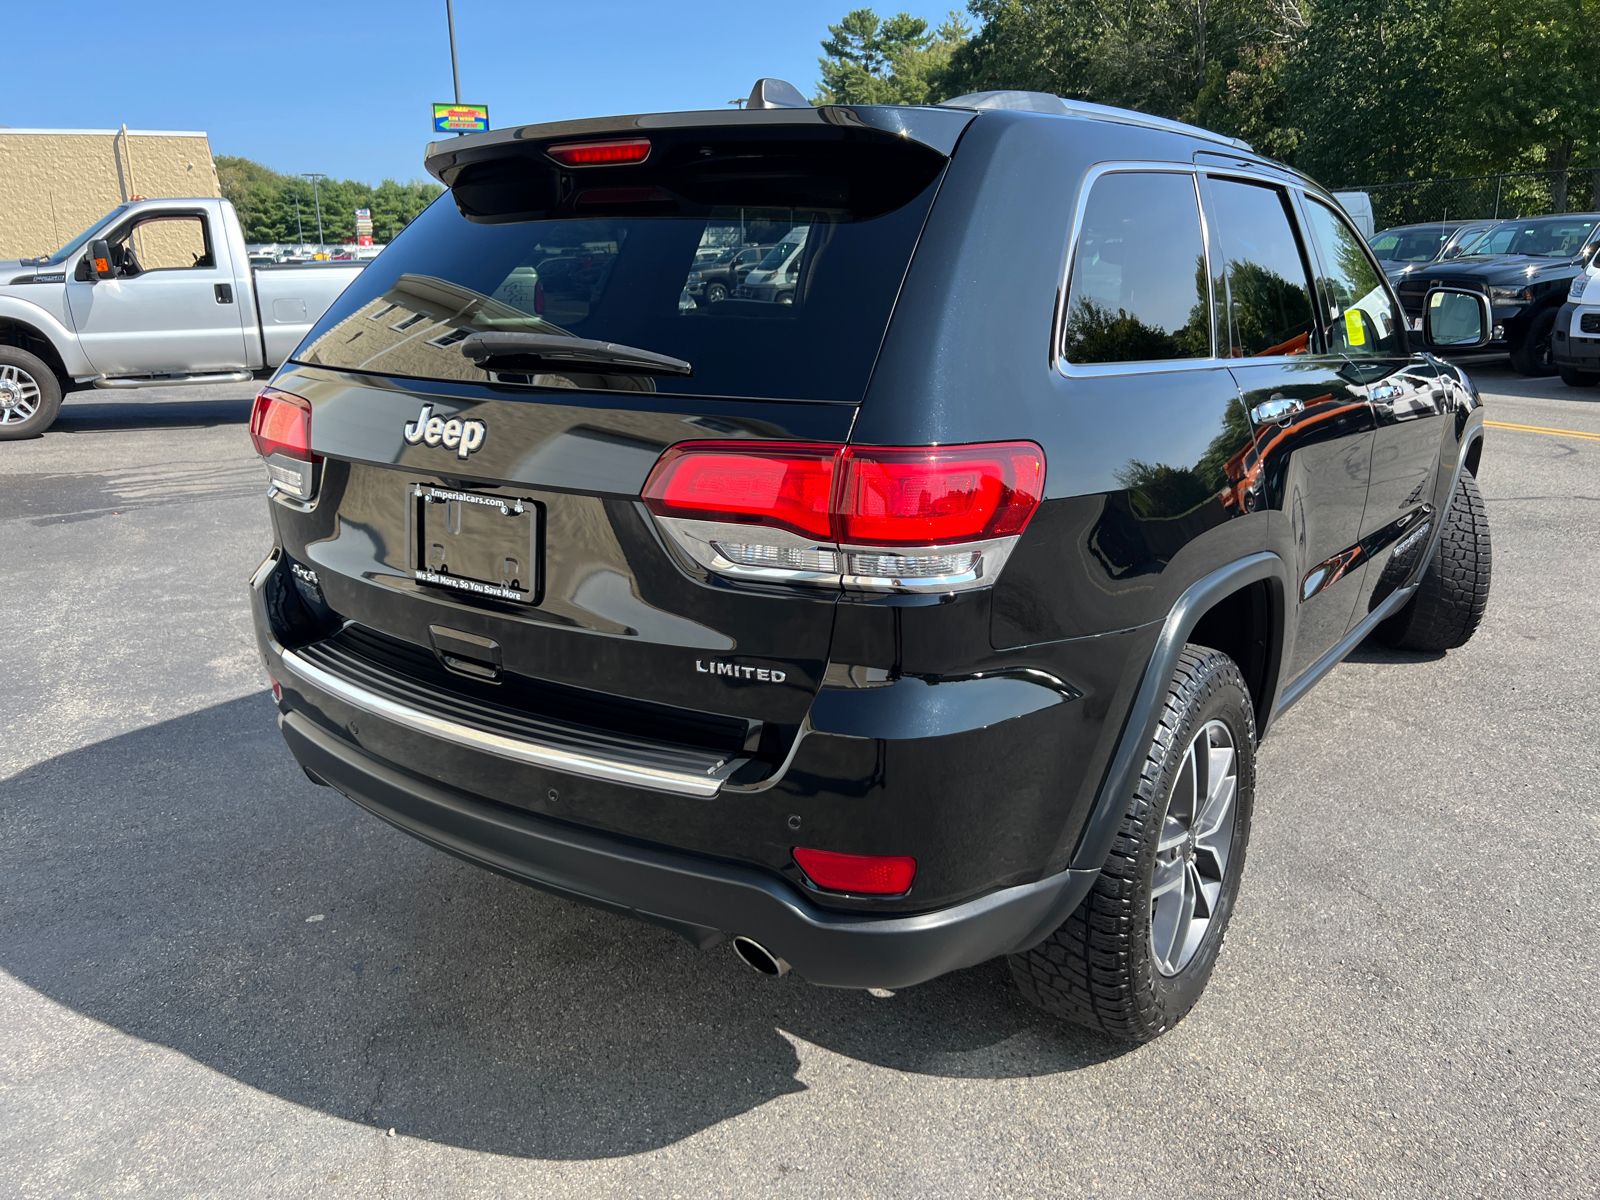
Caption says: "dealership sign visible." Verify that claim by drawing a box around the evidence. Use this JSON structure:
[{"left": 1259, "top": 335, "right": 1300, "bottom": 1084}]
[{"left": 433, "top": 103, "right": 490, "bottom": 133}]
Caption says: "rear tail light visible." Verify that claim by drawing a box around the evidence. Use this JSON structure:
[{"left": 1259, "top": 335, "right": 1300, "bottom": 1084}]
[
  {"left": 250, "top": 388, "right": 320, "bottom": 503},
  {"left": 793, "top": 847, "right": 917, "bottom": 895},
  {"left": 545, "top": 137, "right": 652, "bottom": 167},
  {"left": 642, "top": 441, "right": 1043, "bottom": 593}
]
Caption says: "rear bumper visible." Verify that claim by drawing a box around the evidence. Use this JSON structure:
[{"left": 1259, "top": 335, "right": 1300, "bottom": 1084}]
[{"left": 281, "top": 708, "right": 1096, "bottom": 988}]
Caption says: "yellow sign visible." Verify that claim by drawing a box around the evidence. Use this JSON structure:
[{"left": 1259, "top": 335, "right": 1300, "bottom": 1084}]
[
  {"left": 434, "top": 103, "right": 490, "bottom": 133},
  {"left": 1344, "top": 308, "right": 1366, "bottom": 346}
]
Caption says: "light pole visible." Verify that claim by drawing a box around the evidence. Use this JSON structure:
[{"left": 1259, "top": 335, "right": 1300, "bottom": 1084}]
[
  {"left": 446, "top": 0, "right": 465, "bottom": 136},
  {"left": 302, "top": 173, "right": 327, "bottom": 248}
]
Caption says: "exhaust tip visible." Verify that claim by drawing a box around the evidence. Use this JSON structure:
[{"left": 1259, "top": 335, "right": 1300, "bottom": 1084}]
[{"left": 732, "top": 935, "right": 790, "bottom": 978}]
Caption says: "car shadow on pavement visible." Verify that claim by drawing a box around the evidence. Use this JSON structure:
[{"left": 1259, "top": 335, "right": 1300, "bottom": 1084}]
[
  {"left": 1345, "top": 636, "right": 1447, "bottom": 665},
  {"left": 53, "top": 395, "right": 254, "bottom": 432},
  {"left": 0, "top": 695, "right": 1131, "bottom": 1160}
]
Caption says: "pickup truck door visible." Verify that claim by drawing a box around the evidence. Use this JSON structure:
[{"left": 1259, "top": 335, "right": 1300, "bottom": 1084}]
[{"left": 64, "top": 206, "right": 250, "bottom": 376}]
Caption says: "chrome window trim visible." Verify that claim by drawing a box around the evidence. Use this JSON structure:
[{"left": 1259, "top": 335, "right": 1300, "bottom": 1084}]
[{"left": 1053, "top": 161, "right": 1226, "bottom": 379}]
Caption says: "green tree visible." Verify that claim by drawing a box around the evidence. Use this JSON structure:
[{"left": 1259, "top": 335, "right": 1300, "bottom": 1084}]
[
  {"left": 814, "top": 8, "right": 971, "bottom": 105},
  {"left": 216, "top": 155, "right": 443, "bottom": 244},
  {"left": 1442, "top": 0, "right": 1600, "bottom": 207}
]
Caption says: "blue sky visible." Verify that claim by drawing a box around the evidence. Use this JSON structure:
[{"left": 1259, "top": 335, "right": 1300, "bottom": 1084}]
[{"left": 1, "top": 1, "right": 965, "bottom": 185}]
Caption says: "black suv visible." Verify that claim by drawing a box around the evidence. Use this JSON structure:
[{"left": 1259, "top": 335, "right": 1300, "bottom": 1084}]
[
  {"left": 1391, "top": 213, "right": 1600, "bottom": 375},
  {"left": 249, "top": 83, "right": 1492, "bottom": 1042}
]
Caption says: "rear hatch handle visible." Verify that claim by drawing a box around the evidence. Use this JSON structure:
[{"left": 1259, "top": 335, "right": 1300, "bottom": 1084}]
[{"left": 461, "top": 332, "right": 692, "bottom": 376}]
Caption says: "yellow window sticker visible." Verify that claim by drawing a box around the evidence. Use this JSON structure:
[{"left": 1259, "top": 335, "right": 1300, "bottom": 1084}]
[{"left": 1344, "top": 308, "right": 1366, "bottom": 346}]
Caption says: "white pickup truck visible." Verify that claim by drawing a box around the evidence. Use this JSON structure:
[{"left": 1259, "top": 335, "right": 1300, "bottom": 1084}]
[{"left": 0, "top": 197, "right": 365, "bottom": 438}]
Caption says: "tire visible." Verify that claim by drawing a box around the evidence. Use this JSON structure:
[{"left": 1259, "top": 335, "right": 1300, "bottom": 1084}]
[
  {"left": 1375, "top": 471, "right": 1491, "bottom": 652},
  {"left": 0, "top": 346, "right": 64, "bottom": 440},
  {"left": 1509, "top": 307, "right": 1557, "bottom": 377},
  {"left": 1557, "top": 365, "right": 1600, "bottom": 387},
  {"left": 704, "top": 282, "right": 727, "bottom": 304},
  {"left": 1009, "top": 646, "right": 1255, "bottom": 1042}
]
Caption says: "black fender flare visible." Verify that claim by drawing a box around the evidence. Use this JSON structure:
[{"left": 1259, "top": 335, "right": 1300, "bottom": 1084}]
[{"left": 1068, "top": 551, "right": 1290, "bottom": 873}]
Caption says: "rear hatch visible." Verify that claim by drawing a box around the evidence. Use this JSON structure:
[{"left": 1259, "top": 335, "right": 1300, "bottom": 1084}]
[{"left": 269, "top": 111, "right": 959, "bottom": 785}]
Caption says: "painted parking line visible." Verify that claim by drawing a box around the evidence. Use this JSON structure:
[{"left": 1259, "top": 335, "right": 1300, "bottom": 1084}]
[{"left": 1484, "top": 419, "right": 1600, "bottom": 442}]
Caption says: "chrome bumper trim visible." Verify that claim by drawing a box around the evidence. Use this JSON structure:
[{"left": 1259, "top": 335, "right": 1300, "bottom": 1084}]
[{"left": 277, "top": 645, "right": 740, "bottom": 799}]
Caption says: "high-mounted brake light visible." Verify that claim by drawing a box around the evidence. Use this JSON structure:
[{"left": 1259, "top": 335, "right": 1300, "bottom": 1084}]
[
  {"left": 545, "top": 137, "right": 652, "bottom": 167},
  {"left": 793, "top": 847, "right": 917, "bottom": 895},
  {"left": 641, "top": 440, "right": 1044, "bottom": 593},
  {"left": 250, "top": 388, "right": 320, "bottom": 504}
]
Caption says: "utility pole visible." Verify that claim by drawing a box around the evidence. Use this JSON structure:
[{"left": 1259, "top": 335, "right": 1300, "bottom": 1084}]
[
  {"left": 446, "top": 0, "right": 464, "bottom": 135},
  {"left": 302, "top": 173, "right": 327, "bottom": 248}
]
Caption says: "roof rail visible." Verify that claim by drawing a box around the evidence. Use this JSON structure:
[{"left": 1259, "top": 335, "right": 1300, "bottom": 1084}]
[{"left": 937, "top": 90, "right": 1252, "bottom": 154}]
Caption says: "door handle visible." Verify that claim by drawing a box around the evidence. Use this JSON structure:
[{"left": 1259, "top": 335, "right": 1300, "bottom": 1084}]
[
  {"left": 1249, "top": 395, "right": 1303, "bottom": 425},
  {"left": 214, "top": 283, "right": 234, "bottom": 304}
]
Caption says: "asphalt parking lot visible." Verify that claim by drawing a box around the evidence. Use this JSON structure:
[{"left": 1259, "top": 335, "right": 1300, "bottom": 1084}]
[{"left": 2, "top": 367, "right": 1595, "bottom": 1198}]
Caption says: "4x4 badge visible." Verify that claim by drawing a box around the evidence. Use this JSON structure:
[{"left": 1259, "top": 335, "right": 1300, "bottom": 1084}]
[{"left": 403, "top": 404, "right": 487, "bottom": 460}]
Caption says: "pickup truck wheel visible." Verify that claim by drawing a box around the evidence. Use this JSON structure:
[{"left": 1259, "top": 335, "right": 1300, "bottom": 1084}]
[
  {"left": 0, "top": 347, "right": 63, "bottom": 440},
  {"left": 1557, "top": 365, "right": 1599, "bottom": 387},
  {"left": 704, "top": 282, "right": 727, "bottom": 304},
  {"left": 1009, "top": 645, "right": 1255, "bottom": 1042},
  {"left": 1509, "top": 308, "right": 1557, "bottom": 376},
  {"left": 1375, "top": 470, "right": 1491, "bottom": 652}
]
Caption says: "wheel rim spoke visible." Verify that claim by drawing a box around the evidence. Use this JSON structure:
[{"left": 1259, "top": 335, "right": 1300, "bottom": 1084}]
[
  {"left": 1149, "top": 716, "right": 1239, "bottom": 977},
  {"left": 0, "top": 364, "right": 41, "bottom": 424}
]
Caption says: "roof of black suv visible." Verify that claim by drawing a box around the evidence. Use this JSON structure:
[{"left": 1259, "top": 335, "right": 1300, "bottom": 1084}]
[{"left": 423, "top": 80, "right": 1253, "bottom": 187}]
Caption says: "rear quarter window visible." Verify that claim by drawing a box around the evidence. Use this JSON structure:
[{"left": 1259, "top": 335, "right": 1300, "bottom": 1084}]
[{"left": 1061, "top": 171, "right": 1211, "bottom": 365}]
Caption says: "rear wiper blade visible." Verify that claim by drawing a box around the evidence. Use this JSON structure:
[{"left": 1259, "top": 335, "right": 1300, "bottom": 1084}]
[{"left": 460, "top": 332, "right": 692, "bottom": 377}]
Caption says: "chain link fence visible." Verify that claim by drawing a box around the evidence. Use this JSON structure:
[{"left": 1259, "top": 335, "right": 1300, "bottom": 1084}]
[{"left": 1351, "top": 169, "right": 1600, "bottom": 231}]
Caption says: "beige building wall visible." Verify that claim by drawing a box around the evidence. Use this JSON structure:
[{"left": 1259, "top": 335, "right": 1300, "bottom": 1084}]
[{"left": 0, "top": 129, "right": 220, "bottom": 260}]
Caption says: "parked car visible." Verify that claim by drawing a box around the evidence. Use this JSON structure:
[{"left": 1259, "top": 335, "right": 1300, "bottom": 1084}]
[
  {"left": 735, "top": 227, "right": 809, "bottom": 302},
  {"left": 1389, "top": 212, "right": 1600, "bottom": 375},
  {"left": 1331, "top": 190, "right": 1375, "bottom": 236},
  {"left": 1369, "top": 221, "right": 1497, "bottom": 277},
  {"left": 248, "top": 81, "right": 1490, "bottom": 1043},
  {"left": 1553, "top": 264, "right": 1600, "bottom": 385},
  {"left": 0, "top": 197, "right": 365, "bottom": 438},
  {"left": 684, "top": 245, "right": 770, "bottom": 304}
]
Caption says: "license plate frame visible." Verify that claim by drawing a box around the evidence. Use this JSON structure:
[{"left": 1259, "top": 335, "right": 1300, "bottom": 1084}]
[{"left": 409, "top": 484, "right": 541, "bottom": 604}]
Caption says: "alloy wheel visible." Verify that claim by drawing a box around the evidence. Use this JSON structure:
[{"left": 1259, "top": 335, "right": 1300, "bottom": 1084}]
[
  {"left": 0, "top": 364, "right": 42, "bottom": 426},
  {"left": 1150, "top": 718, "right": 1238, "bottom": 976}
]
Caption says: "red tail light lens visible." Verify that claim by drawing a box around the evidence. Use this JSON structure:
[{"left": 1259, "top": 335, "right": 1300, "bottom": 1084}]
[
  {"left": 643, "top": 443, "right": 838, "bottom": 540},
  {"left": 839, "top": 443, "right": 1043, "bottom": 546},
  {"left": 794, "top": 847, "right": 917, "bottom": 895},
  {"left": 545, "top": 137, "right": 652, "bottom": 167},
  {"left": 641, "top": 440, "right": 1043, "bottom": 546},
  {"left": 250, "top": 389, "right": 319, "bottom": 462}
]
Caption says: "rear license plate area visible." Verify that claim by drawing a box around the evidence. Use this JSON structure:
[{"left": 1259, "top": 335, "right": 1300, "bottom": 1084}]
[{"left": 410, "top": 485, "right": 540, "bottom": 604}]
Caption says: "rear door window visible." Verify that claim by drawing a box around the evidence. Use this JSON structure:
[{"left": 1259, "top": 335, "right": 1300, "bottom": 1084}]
[
  {"left": 295, "top": 130, "right": 946, "bottom": 404},
  {"left": 1206, "top": 178, "right": 1318, "bottom": 357},
  {"left": 1060, "top": 171, "right": 1211, "bottom": 364}
]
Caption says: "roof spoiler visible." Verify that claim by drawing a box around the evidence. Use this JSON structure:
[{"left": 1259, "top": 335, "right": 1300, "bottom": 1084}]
[{"left": 423, "top": 79, "right": 974, "bottom": 186}]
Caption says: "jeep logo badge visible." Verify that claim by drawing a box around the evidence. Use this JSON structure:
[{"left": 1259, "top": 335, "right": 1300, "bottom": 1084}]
[{"left": 403, "top": 404, "right": 486, "bottom": 460}]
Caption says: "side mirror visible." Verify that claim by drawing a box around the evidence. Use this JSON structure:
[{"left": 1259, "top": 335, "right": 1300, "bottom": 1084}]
[
  {"left": 90, "top": 239, "right": 116, "bottom": 280},
  {"left": 1421, "top": 287, "right": 1492, "bottom": 350}
]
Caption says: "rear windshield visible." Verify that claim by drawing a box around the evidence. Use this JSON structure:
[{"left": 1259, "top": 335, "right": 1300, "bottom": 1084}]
[{"left": 294, "top": 129, "right": 946, "bottom": 403}]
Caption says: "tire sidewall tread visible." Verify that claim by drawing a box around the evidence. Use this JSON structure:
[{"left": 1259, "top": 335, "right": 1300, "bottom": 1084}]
[{"left": 1010, "top": 645, "right": 1256, "bottom": 1042}]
